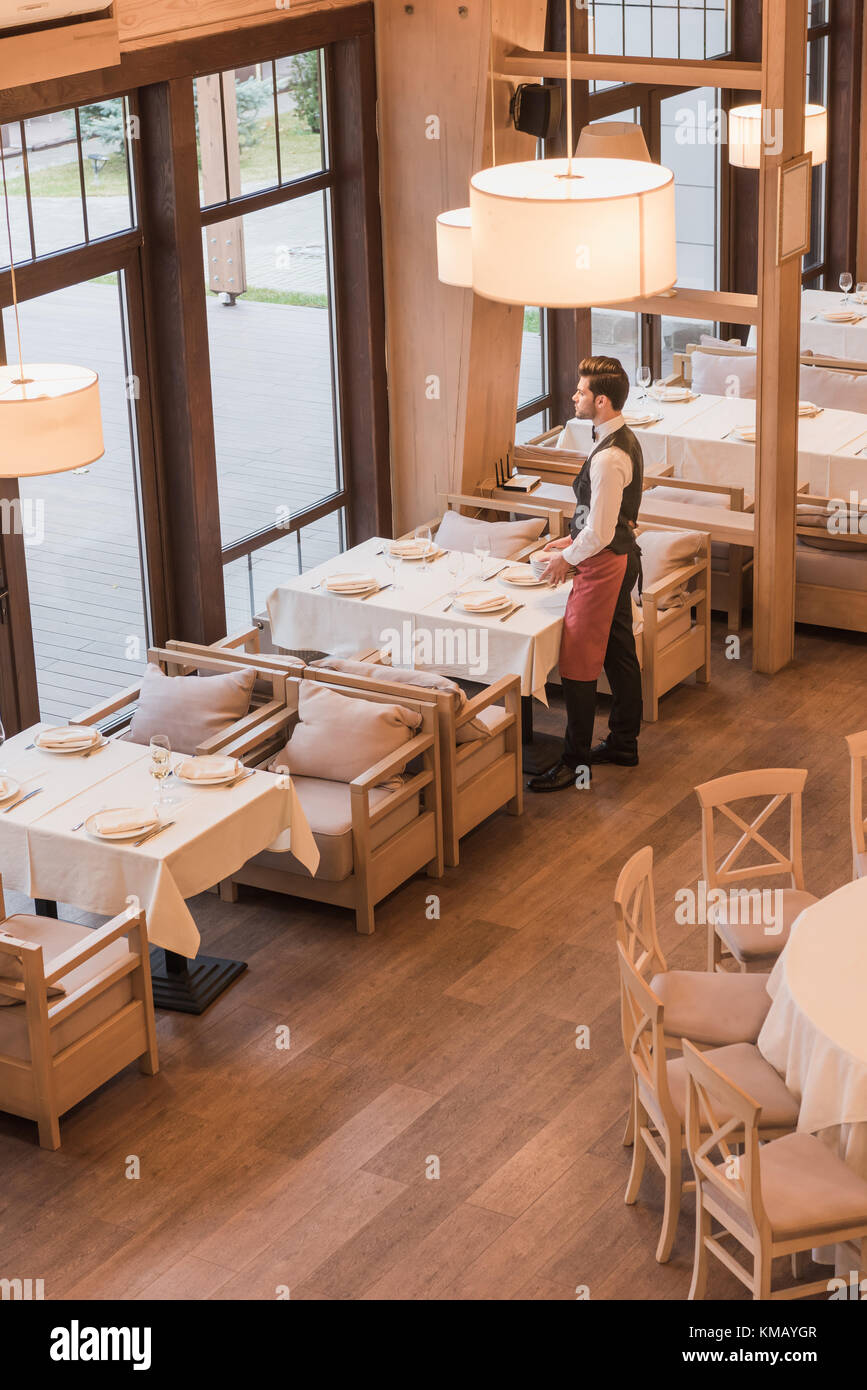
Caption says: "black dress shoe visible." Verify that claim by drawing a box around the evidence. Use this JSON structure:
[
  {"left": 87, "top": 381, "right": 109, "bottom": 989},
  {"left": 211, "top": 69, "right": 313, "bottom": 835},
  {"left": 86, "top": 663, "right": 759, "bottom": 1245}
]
[
  {"left": 590, "top": 739, "right": 639, "bottom": 767},
  {"left": 527, "top": 760, "right": 591, "bottom": 792}
]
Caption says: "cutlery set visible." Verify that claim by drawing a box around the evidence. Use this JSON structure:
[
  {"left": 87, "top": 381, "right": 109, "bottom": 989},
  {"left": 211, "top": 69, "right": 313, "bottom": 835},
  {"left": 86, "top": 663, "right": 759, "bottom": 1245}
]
[{"left": 2, "top": 787, "right": 43, "bottom": 814}]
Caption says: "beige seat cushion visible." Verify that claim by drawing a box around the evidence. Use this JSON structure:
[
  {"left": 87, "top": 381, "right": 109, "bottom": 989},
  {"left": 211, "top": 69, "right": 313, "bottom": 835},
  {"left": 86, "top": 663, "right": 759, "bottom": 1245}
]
[
  {"left": 711, "top": 888, "right": 818, "bottom": 963},
  {"left": 667, "top": 1042, "right": 799, "bottom": 1129},
  {"left": 434, "top": 510, "right": 546, "bottom": 559},
  {"left": 128, "top": 663, "right": 256, "bottom": 754},
  {"left": 650, "top": 969, "right": 771, "bottom": 1046},
  {"left": 269, "top": 681, "right": 421, "bottom": 784},
  {"left": 455, "top": 705, "right": 510, "bottom": 788},
  {"left": 796, "top": 542, "right": 867, "bottom": 592},
  {"left": 0, "top": 916, "right": 135, "bottom": 1063},
  {"left": 712, "top": 1132, "right": 867, "bottom": 1240},
  {"left": 252, "top": 776, "right": 420, "bottom": 882}
]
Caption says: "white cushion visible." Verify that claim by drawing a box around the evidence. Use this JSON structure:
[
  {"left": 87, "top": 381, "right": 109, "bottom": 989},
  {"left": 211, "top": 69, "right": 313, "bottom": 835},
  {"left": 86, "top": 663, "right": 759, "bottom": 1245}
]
[
  {"left": 128, "top": 663, "right": 255, "bottom": 755},
  {"left": 636, "top": 529, "right": 705, "bottom": 600},
  {"left": 269, "top": 680, "right": 422, "bottom": 784},
  {"left": 645, "top": 485, "right": 734, "bottom": 510},
  {"left": 690, "top": 349, "right": 757, "bottom": 399},
  {"left": 434, "top": 510, "right": 546, "bottom": 559},
  {"left": 799, "top": 363, "right": 867, "bottom": 414},
  {"left": 699, "top": 334, "right": 751, "bottom": 352}
]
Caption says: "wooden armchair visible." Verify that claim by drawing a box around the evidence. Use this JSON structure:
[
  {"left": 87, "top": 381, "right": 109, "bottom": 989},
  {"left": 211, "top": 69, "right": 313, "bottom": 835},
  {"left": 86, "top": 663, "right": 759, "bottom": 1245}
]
[
  {"left": 845, "top": 730, "right": 867, "bottom": 881},
  {"left": 631, "top": 524, "right": 711, "bottom": 722},
  {"left": 217, "top": 677, "right": 443, "bottom": 934},
  {"left": 795, "top": 493, "right": 867, "bottom": 635},
  {"left": 642, "top": 474, "right": 754, "bottom": 631},
  {"left": 0, "top": 880, "right": 158, "bottom": 1149},
  {"left": 75, "top": 644, "right": 289, "bottom": 756},
  {"left": 306, "top": 661, "right": 522, "bottom": 868}
]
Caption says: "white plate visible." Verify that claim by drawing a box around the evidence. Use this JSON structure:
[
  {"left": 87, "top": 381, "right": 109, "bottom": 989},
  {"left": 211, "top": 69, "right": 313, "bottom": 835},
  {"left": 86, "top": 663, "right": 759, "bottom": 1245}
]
[
  {"left": 820, "top": 310, "right": 860, "bottom": 323},
  {"left": 325, "top": 572, "right": 377, "bottom": 594},
  {"left": 175, "top": 757, "right": 240, "bottom": 786},
  {"left": 651, "top": 386, "right": 693, "bottom": 403},
  {"left": 0, "top": 778, "right": 22, "bottom": 805},
  {"left": 623, "top": 412, "right": 659, "bottom": 427},
  {"left": 85, "top": 808, "right": 160, "bottom": 841},
  {"left": 499, "top": 566, "right": 547, "bottom": 587},
  {"left": 457, "top": 590, "right": 511, "bottom": 614},
  {"left": 34, "top": 725, "right": 100, "bottom": 754}
]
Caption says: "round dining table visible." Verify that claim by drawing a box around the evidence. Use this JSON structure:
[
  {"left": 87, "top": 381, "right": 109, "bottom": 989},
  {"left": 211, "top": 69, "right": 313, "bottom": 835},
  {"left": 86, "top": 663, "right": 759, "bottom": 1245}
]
[{"left": 759, "top": 877, "right": 867, "bottom": 1267}]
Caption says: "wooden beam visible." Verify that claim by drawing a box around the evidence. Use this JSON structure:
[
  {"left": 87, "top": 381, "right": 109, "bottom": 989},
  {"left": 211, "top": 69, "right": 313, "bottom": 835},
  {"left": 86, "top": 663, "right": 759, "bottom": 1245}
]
[
  {"left": 753, "top": 0, "right": 808, "bottom": 675},
  {"left": 612, "top": 288, "right": 759, "bottom": 326},
  {"left": 0, "top": 12, "right": 120, "bottom": 91},
  {"left": 499, "top": 48, "right": 763, "bottom": 91},
  {"left": 137, "top": 79, "right": 225, "bottom": 645},
  {"left": 826, "top": 0, "right": 862, "bottom": 285},
  {"left": 858, "top": 11, "right": 867, "bottom": 280}
]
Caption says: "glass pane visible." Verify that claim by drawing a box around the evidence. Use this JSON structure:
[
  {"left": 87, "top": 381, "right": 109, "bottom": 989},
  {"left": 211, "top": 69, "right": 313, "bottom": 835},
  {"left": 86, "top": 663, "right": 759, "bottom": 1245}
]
[
  {"left": 591, "top": 309, "right": 640, "bottom": 385},
  {"left": 661, "top": 314, "right": 716, "bottom": 379},
  {"left": 518, "top": 307, "right": 546, "bottom": 409},
  {"left": 79, "top": 99, "right": 135, "bottom": 240},
  {"left": 3, "top": 278, "right": 149, "bottom": 723},
  {"left": 197, "top": 50, "right": 326, "bottom": 208},
  {"left": 204, "top": 190, "right": 341, "bottom": 549},
  {"left": 223, "top": 508, "right": 344, "bottom": 632},
  {"left": 661, "top": 88, "right": 719, "bottom": 292},
  {"left": 515, "top": 411, "right": 548, "bottom": 444}
]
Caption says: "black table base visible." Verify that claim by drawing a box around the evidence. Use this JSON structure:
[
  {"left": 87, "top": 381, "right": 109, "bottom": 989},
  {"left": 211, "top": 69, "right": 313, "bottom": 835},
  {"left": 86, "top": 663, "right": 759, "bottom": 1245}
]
[{"left": 148, "top": 948, "right": 247, "bottom": 1015}]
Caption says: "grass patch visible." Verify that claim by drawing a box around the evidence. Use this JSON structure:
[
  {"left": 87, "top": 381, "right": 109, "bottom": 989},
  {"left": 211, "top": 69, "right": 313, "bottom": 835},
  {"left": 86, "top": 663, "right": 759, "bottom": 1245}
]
[{"left": 207, "top": 286, "right": 327, "bottom": 308}]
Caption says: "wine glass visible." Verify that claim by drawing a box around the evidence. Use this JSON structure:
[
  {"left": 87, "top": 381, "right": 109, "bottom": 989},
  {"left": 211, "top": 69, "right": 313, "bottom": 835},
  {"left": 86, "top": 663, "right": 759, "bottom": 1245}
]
[
  {"left": 383, "top": 548, "right": 403, "bottom": 591},
  {"left": 473, "top": 538, "right": 491, "bottom": 580},
  {"left": 446, "top": 549, "right": 464, "bottom": 605},
  {"left": 149, "top": 734, "right": 175, "bottom": 809},
  {"left": 856, "top": 282, "right": 867, "bottom": 306},
  {"left": 637, "top": 364, "right": 652, "bottom": 404},
  {"left": 840, "top": 271, "right": 853, "bottom": 304},
  {"left": 415, "top": 523, "right": 433, "bottom": 565}
]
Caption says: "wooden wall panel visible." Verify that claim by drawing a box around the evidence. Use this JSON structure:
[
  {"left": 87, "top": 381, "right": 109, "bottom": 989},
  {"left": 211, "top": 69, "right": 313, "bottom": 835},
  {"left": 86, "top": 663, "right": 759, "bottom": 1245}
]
[
  {"left": 117, "top": 0, "right": 361, "bottom": 49},
  {"left": 375, "top": 0, "right": 546, "bottom": 533}
]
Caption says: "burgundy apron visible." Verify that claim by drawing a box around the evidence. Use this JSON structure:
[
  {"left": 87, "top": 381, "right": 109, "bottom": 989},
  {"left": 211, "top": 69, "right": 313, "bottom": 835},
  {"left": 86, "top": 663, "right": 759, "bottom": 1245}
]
[{"left": 558, "top": 548, "right": 628, "bottom": 681}]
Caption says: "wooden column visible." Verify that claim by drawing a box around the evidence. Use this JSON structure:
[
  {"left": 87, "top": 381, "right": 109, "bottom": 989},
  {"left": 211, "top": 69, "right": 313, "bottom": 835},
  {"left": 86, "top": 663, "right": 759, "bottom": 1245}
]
[
  {"left": 753, "top": 0, "right": 807, "bottom": 674},
  {"left": 138, "top": 79, "right": 225, "bottom": 644}
]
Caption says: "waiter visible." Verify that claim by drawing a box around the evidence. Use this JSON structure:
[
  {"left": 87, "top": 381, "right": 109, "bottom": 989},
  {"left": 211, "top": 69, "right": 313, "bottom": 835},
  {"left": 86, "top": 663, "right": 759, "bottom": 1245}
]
[{"left": 528, "top": 355, "right": 643, "bottom": 793}]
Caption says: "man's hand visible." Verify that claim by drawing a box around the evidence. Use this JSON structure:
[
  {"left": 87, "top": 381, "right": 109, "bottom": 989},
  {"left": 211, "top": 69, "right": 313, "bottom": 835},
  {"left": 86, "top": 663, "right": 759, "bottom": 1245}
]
[
  {"left": 542, "top": 551, "right": 575, "bottom": 586},
  {"left": 543, "top": 537, "right": 572, "bottom": 551}
]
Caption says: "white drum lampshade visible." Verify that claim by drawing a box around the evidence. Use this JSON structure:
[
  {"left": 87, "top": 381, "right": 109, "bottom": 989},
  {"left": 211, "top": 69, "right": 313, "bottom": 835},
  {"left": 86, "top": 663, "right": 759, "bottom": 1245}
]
[
  {"left": 468, "top": 157, "right": 676, "bottom": 308},
  {"left": 575, "top": 121, "right": 651, "bottom": 162},
  {"left": 728, "top": 103, "right": 827, "bottom": 168},
  {"left": 0, "top": 364, "right": 104, "bottom": 477},
  {"left": 436, "top": 207, "right": 473, "bottom": 287}
]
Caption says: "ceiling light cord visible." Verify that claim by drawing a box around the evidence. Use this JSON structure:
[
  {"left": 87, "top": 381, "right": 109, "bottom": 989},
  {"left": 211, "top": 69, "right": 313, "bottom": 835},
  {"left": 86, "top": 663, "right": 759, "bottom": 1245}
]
[
  {"left": 566, "top": 0, "right": 573, "bottom": 178},
  {"left": 0, "top": 133, "right": 25, "bottom": 386}
]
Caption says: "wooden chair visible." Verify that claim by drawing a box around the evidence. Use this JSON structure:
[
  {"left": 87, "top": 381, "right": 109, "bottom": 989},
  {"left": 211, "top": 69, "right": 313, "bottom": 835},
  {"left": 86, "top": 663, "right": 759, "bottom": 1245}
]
[
  {"left": 76, "top": 644, "right": 290, "bottom": 755},
  {"left": 845, "top": 730, "right": 867, "bottom": 881},
  {"left": 642, "top": 474, "right": 754, "bottom": 631},
  {"left": 615, "top": 846, "right": 771, "bottom": 1059},
  {"left": 217, "top": 676, "right": 443, "bottom": 934},
  {"left": 632, "top": 523, "right": 711, "bottom": 722},
  {"left": 617, "top": 943, "right": 799, "bottom": 1264},
  {"left": 694, "top": 769, "right": 818, "bottom": 973},
  {"left": 795, "top": 493, "right": 867, "bottom": 636},
  {"left": 683, "top": 1039, "right": 867, "bottom": 1301},
  {"left": 0, "top": 880, "right": 158, "bottom": 1149},
  {"left": 305, "top": 662, "right": 522, "bottom": 869}
]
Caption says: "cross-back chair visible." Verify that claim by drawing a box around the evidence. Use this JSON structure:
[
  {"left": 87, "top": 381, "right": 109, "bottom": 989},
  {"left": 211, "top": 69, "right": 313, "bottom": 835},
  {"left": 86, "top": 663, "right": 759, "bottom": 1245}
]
[
  {"left": 846, "top": 730, "right": 867, "bottom": 881},
  {"left": 694, "top": 769, "right": 818, "bottom": 973}
]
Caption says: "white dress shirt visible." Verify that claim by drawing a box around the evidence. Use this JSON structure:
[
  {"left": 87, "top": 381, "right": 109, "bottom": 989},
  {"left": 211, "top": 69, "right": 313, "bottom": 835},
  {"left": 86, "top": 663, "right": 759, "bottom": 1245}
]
[{"left": 561, "top": 413, "right": 634, "bottom": 568}]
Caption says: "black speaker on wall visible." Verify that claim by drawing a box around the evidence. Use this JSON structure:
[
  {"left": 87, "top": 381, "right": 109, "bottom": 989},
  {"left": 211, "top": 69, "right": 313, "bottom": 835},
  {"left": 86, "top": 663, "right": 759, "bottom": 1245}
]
[{"left": 509, "top": 83, "right": 563, "bottom": 141}]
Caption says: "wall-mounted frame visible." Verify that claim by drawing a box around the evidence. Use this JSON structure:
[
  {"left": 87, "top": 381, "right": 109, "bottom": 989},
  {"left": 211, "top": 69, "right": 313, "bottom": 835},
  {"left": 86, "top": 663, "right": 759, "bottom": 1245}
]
[{"left": 777, "top": 153, "right": 812, "bottom": 265}]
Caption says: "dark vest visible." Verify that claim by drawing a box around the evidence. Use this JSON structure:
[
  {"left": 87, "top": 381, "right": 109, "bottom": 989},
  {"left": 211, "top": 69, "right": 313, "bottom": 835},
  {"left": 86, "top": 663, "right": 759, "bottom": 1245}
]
[{"left": 570, "top": 421, "right": 643, "bottom": 556}]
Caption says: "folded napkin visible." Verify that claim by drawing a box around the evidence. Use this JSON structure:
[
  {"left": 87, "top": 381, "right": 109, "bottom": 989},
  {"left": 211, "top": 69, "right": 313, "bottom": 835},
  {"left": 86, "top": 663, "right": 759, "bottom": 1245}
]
[
  {"left": 37, "top": 725, "right": 97, "bottom": 748},
  {"left": 389, "top": 539, "right": 430, "bottom": 557},
  {"left": 798, "top": 401, "right": 822, "bottom": 416},
  {"left": 326, "top": 573, "right": 376, "bottom": 592},
  {"left": 651, "top": 386, "right": 694, "bottom": 403},
  {"left": 623, "top": 411, "right": 658, "bottom": 426},
  {"left": 178, "top": 755, "right": 237, "bottom": 781},
  {"left": 0, "top": 779, "right": 14, "bottom": 800},
  {"left": 820, "top": 310, "right": 862, "bottom": 323},
  {"left": 93, "top": 807, "right": 157, "bottom": 836},
  {"left": 460, "top": 593, "right": 506, "bottom": 611},
  {"left": 733, "top": 426, "right": 756, "bottom": 442},
  {"left": 501, "top": 565, "right": 537, "bottom": 582}
]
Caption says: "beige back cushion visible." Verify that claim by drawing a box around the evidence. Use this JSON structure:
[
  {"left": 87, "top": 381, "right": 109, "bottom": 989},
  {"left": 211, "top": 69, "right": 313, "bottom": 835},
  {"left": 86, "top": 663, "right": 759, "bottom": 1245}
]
[
  {"left": 309, "top": 656, "right": 491, "bottom": 745},
  {"left": 699, "top": 334, "right": 751, "bottom": 351},
  {"left": 435, "top": 509, "right": 546, "bottom": 558},
  {"left": 645, "top": 485, "right": 734, "bottom": 510},
  {"left": 799, "top": 363, "right": 867, "bottom": 413},
  {"left": 636, "top": 529, "right": 704, "bottom": 600},
  {"left": 690, "top": 349, "right": 757, "bottom": 399},
  {"left": 797, "top": 502, "right": 867, "bottom": 553},
  {"left": 128, "top": 662, "right": 256, "bottom": 754},
  {"left": 269, "top": 680, "right": 422, "bottom": 783}
]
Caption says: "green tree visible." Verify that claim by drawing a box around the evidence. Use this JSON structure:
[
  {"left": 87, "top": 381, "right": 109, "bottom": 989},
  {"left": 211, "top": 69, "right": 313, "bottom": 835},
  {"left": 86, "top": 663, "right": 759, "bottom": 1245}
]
[
  {"left": 286, "top": 52, "right": 321, "bottom": 135},
  {"left": 78, "top": 101, "right": 126, "bottom": 154}
]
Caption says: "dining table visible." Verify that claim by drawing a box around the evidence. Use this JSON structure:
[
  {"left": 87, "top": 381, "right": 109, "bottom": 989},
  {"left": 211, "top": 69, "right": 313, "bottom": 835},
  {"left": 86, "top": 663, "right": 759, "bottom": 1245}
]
[
  {"left": 758, "top": 877, "right": 867, "bottom": 1270},
  {"left": 555, "top": 391, "right": 867, "bottom": 495},
  {"left": 747, "top": 288, "right": 867, "bottom": 361},
  {"left": 0, "top": 724, "right": 319, "bottom": 1013}
]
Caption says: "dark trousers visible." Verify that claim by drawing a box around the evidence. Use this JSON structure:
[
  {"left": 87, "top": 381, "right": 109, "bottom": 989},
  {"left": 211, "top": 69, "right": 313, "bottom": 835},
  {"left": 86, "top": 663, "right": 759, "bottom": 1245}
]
[{"left": 562, "top": 550, "right": 643, "bottom": 769}]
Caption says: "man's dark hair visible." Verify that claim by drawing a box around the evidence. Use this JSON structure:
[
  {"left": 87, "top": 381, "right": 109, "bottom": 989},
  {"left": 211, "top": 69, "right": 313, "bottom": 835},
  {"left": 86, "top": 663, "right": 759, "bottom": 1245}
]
[{"left": 577, "top": 355, "right": 630, "bottom": 412}]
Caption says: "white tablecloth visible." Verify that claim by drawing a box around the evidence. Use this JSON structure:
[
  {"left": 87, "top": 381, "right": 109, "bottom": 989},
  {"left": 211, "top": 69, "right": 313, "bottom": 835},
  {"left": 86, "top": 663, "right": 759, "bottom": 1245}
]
[
  {"left": 759, "top": 878, "right": 867, "bottom": 1174},
  {"left": 555, "top": 393, "right": 867, "bottom": 495},
  {"left": 0, "top": 727, "right": 318, "bottom": 957},
  {"left": 748, "top": 289, "right": 867, "bottom": 361},
  {"left": 267, "top": 536, "right": 570, "bottom": 701}
]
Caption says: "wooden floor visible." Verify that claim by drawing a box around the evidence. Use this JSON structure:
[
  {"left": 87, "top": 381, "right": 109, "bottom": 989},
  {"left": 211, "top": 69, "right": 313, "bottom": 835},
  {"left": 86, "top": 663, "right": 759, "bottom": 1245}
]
[{"left": 2, "top": 618, "right": 865, "bottom": 1301}]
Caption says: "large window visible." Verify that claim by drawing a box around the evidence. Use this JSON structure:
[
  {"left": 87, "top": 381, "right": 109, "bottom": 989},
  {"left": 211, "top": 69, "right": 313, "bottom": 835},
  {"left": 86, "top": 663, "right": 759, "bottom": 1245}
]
[
  {"left": 516, "top": 307, "right": 552, "bottom": 443},
  {"left": 587, "top": 0, "right": 730, "bottom": 91},
  {"left": 195, "top": 50, "right": 347, "bottom": 629}
]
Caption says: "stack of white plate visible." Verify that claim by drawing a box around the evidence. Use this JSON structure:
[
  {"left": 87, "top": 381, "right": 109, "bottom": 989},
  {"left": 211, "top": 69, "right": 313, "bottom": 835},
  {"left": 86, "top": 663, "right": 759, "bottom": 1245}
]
[{"left": 499, "top": 565, "right": 547, "bottom": 587}]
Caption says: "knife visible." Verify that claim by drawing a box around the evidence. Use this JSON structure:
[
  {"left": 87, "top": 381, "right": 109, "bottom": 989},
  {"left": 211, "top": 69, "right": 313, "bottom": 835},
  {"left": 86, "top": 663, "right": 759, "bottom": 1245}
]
[
  {"left": 484, "top": 562, "right": 509, "bottom": 580},
  {"left": 3, "top": 787, "right": 43, "bottom": 813},
  {"left": 224, "top": 768, "right": 256, "bottom": 788},
  {"left": 133, "top": 820, "right": 177, "bottom": 848},
  {"left": 82, "top": 737, "right": 108, "bottom": 757},
  {"left": 360, "top": 583, "right": 394, "bottom": 600},
  {"left": 499, "top": 603, "right": 525, "bottom": 623}
]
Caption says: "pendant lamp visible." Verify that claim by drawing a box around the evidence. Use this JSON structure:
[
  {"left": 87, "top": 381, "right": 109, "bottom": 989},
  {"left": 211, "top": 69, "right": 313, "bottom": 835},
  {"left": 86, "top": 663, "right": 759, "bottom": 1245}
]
[
  {"left": 575, "top": 120, "right": 651, "bottom": 162},
  {"left": 728, "top": 103, "right": 827, "bottom": 169},
  {"left": 0, "top": 135, "right": 104, "bottom": 478}
]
